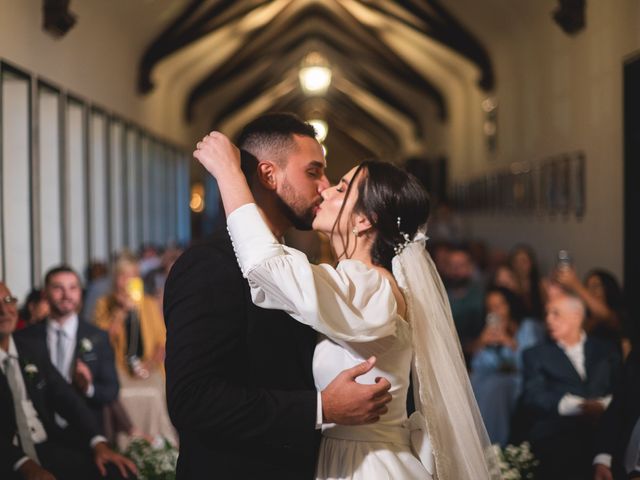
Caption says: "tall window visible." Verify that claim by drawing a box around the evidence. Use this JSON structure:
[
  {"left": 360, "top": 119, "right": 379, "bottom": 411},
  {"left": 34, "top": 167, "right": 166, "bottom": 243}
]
[{"left": 1, "top": 67, "right": 32, "bottom": 299}]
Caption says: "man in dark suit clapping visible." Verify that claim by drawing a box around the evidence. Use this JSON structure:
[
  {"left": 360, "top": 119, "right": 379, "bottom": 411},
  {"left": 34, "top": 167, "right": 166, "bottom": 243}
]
[
  {"left": 521, "top": 291, "right": 621, "bottom": 480},
  {"left": 0, "top": 281, "right": 136, "bottom": 480},
  {"left": 16, "top": 266, "right": 119, "bottom": 440}
]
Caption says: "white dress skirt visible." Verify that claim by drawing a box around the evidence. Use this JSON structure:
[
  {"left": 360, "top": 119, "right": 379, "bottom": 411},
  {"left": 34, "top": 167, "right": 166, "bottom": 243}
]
[
  {"left": 314, "top": 327, "right": 432, "bottom": 480},
  {"left": 227, "top": 204, "right": 433, "bottom": 480}
]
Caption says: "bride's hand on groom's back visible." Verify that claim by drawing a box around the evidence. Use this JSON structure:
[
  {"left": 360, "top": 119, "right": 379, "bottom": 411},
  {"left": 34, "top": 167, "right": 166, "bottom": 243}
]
[{"left": 321, "top": 356, "right": 392, "bottom": 425}]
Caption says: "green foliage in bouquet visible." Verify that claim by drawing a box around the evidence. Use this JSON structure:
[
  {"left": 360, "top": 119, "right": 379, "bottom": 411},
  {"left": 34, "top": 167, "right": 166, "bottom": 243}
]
[
  {"left": 123, "top": 437, "right": 178, "bottom": 480},
  {"left": 492, "top": 441, "right": 539, "bottom": 479}
]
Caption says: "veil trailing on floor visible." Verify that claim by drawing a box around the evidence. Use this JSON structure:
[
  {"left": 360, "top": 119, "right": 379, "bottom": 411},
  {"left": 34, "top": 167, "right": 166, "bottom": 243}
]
[{"left": 392, "top": 234, "right": 502, "bottom": 480}]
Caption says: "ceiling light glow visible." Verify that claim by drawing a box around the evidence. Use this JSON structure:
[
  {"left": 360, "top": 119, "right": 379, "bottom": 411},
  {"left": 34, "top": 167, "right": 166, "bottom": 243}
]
[{"left": 308, "top": 119, "right": 329, "bottom": 142}]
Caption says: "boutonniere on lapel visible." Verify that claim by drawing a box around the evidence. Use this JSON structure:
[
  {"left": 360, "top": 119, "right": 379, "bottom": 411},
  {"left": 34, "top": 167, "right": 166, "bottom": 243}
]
[
  {"left": 23, "top": 363, "right": 39, "bottom": 380},
  {"left": 79, "top": 337, "right": 93, "bottom": 354}
]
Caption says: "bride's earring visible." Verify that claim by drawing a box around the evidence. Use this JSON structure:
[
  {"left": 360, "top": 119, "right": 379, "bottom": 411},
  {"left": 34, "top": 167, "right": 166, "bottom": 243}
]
[{"left": 352, "top": 227, "right": 358, "bottom": 237}]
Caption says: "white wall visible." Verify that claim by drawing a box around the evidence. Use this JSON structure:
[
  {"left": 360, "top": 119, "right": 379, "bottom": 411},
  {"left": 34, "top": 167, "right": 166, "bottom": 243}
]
[
  {"left": 445, "top": 0, "right": 640, "bottom": 280},
  {"left": 0, "top": 0, "right": 192, "bottom": 293},
  {"left": 0, "top": 0, "right": 196, "bottom": 146},
  {"left": 1, "top": 75, "right": 32, "bottom": 299}
]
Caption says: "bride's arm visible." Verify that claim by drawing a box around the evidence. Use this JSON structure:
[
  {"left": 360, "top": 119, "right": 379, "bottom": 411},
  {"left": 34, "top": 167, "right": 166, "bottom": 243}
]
[{"left": 227, "top": 204, "right": 397, "bottom": 343}]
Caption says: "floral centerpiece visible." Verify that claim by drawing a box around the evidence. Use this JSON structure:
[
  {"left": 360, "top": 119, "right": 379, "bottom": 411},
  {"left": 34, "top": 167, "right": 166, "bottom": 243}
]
[{"left": 493, "top": 442, "right": 539, "bottom": 479}]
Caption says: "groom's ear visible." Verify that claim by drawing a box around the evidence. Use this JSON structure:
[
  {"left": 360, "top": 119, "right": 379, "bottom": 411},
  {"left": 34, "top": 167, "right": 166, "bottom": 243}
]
[{"left": 256, "top": 161, "right": 278, "bottom": 191}]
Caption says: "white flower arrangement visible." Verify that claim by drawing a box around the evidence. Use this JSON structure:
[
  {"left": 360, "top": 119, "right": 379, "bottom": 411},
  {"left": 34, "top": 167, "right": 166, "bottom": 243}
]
[
  {"left": 123, "top": 437, "right": 178, "bottom": 480},
  {"left": 492, "top": 442, "right": 539, "bottom": 480},
  {"left": 80, "top": 338, "right": 93, "bottom": 353},
  {"left": 24, "top": 363, "right": 38, "bottom": 374}
]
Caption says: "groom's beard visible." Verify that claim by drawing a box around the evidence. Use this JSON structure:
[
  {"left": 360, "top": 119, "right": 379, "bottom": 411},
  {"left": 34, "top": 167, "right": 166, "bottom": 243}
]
[{"left": 277, "top": 179, "right": 318, "bottom": 231}]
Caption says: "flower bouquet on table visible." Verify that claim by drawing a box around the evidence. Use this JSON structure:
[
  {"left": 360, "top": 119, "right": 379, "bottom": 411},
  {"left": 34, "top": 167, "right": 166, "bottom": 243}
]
[
  {"left": 123, "top": 436, "right": 178, "bottom": 480},
  {"left": 492, "top": 442, "right": 539, "bottom": 479}
]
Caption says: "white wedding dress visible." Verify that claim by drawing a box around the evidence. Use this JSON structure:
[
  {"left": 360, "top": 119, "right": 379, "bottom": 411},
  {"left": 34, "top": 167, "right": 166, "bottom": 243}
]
[{"left": 227, "top": 204, "right": 433, "bottom": 480}]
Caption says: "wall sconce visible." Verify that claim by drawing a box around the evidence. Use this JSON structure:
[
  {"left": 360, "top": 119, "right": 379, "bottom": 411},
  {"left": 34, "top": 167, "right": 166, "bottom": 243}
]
[
  {"left": 299, "top": 52, "right": 332, "bottom": 96},
  {"left": 482, "top": 96, "right": 498, "bottom": 153},
  {"left": 190, "top": 183, "right": 205, "bottom": 213}
]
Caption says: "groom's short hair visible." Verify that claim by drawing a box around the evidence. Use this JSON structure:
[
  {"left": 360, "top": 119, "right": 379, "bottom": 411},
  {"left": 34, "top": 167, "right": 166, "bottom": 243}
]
[{"left": 237, "top": 112, "right": 317, "bottom": 168}]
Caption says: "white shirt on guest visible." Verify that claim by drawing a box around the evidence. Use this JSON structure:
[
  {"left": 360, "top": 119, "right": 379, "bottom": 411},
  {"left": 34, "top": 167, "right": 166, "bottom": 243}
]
[
  {"left": 1, "top": 335, "right": 107, "bottom": 471},
  {"left": 46, "top": 315, "right": 94, "bottom": 398},
  {"left": 46, "top": 315, "right": 78, "bottom": 382},
  {"left": 0, "top": 336, "right": 48, "bottom": 470},
  {"left": 556, "top": 331, "right": 611, "bottom": 416}
]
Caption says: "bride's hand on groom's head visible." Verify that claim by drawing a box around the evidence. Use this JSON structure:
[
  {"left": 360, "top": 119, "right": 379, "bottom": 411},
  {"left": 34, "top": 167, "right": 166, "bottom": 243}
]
[
  {"left": 321, "top": 356, "right": 392, "bottom": 426},
  {"left": 193, "top": 131, "right": 241, "bottom": 179}
]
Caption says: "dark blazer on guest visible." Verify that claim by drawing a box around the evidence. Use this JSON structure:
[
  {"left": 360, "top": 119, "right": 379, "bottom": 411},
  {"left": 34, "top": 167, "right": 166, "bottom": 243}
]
[
  {"left": 520, "top": 335, "right": 621, "bottom": 479},
  {"left": 164, "top": 228, "right": 320, "bottom": 480},
  {"left": 15, "top": 319, "right": 119, "bottom": 427},
  {"left": 0, "top": 335, "right": 101, "bottom": 474},
  {"left": 521, "top": 335, "right": 621, "bottom": 441},
  {"left": 596, "top": 349, "right": 640, "bottom": 478}
]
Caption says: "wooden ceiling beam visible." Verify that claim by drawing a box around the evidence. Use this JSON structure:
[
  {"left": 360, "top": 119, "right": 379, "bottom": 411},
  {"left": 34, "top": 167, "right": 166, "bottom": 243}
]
[
  {"left": 188, "top": 8, "right": 446, "bottom": 124},
  {"left": 193, "top": 31, "right": 439, "bottom": 133},
  {"left": 138, "top": 0, "right": 271, "bottom": 93}
]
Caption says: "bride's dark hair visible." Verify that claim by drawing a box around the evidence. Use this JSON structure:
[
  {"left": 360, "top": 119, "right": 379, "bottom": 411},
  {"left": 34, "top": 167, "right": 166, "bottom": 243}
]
[{"left": 332, "top": 160, "right": 430, "bottom": 271}]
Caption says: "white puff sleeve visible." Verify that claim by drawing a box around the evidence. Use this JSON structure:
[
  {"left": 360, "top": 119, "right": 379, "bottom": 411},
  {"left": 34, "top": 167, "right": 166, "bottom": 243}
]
[{"left": 227, "top": 203, "right": 397, "bottom": 342}]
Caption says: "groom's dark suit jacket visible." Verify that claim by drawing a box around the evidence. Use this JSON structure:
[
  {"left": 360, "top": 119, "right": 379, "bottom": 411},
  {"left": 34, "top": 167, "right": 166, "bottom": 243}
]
[
  {"left": 15, "top": 320, "right": 119, "bottom": 430},
  {"left": 164, "top": 228, "right": 320, "bottom": 479}
]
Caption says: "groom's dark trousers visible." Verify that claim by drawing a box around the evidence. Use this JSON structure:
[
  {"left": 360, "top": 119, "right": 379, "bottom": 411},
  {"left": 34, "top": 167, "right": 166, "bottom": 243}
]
[{"left": 164, "top": 228, "right": 320, "bottom": 479}]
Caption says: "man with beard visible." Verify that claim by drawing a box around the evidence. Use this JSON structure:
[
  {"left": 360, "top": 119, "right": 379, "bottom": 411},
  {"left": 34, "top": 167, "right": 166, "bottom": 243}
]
[
  {"left": 164, "top": 113, "right": 393, "bottom": 479},
  {"left": 17, "top": 266, "right": 119, "bottom": 442}
]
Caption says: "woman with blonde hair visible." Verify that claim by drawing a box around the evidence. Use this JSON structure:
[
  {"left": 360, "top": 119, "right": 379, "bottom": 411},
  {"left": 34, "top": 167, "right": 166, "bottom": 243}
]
[{"left": 94, "top": 254, "right": 175, "bottom": 445}]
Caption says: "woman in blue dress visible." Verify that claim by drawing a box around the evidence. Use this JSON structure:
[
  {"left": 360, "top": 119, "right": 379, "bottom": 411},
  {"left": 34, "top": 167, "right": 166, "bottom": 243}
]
[{"left": 470, "top": 286, "right": 544, "bottom": 446}]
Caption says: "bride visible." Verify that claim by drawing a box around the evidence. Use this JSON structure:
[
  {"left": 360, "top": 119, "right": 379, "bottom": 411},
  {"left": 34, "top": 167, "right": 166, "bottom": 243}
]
[{"left": 194, "top": 131, "right": 500, "bottom": 480}]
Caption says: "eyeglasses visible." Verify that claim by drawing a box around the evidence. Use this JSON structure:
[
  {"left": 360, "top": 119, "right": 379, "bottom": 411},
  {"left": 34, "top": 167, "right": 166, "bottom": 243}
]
[{"left": 1, "top": 295, "right": 18, "bottom": 305}]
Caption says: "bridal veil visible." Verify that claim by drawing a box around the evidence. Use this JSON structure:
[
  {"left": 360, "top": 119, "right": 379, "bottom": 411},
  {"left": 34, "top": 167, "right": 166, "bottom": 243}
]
[{"left": 392, "top": 235, "right": 502, "bottom": 480}]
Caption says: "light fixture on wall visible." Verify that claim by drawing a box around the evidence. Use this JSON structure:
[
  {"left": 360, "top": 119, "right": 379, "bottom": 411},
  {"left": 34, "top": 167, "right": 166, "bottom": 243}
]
[
  {"left": 299, "top": 52, "right": 332, "bottom": 96},
  {"left": 482, "top": 96, "right": 498, "bottom": 153},
  {"left": 307, "top": 119, "right": 328, "bottom": 143},
  {"left": 190, "top": 183, "right": 205, "bottom": 213},
  {"left": 43, "top": 0, "right": 77, "bottom": 38}
]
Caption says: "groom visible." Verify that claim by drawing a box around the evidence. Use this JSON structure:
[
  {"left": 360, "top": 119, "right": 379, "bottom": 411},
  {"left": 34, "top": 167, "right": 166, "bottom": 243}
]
[{"left": 164, "top": 113, "right": 392, "bottom": 479}]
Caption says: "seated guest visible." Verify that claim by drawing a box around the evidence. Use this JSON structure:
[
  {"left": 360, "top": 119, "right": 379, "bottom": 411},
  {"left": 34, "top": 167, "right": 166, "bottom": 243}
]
[
  {"left": 593, "top": 349, "right": 640, "bottom": 480},
  {"left": 16, "top": 289, "right": 49, "bottom": 331},
  {"left": 521, "top": 292, "right": 621, "bottom": 480},
  {"left": 470, "top": 286, "right": 543, "bottom": 445},
  {"left": 82, "top": 260, "right": 114, "bottom": 324},
  {"left": 95, "top": 256, "right": 165, "bottom": 377},
  {"left": 442, "top": 244, "right": 485, "bottom": 360},
  {"left": 509, "top": 244, "right": 546, "bottom": 320},
  {"left": 489, "top": 263, "right": 521, "bottom": 297},
  {"left": 555, "top": 266, "right": 626, "bottom": 351},
  {"left": 143, "top": 246, "right": 182, "bottom": 306},
  {"left": 16, "top": 266, "right": 119, "bottom": 441},
  {"left": 0, "top": 281, "right": 137, "bottom": 480},
  {"left": 94, "top": 255, "right": 176, "bottom": 445}
]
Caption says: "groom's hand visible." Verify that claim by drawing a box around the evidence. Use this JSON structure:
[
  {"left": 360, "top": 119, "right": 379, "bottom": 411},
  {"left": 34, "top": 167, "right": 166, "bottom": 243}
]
[{"left": 321, "top": 356, "right": 392, "bottom": 425}]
